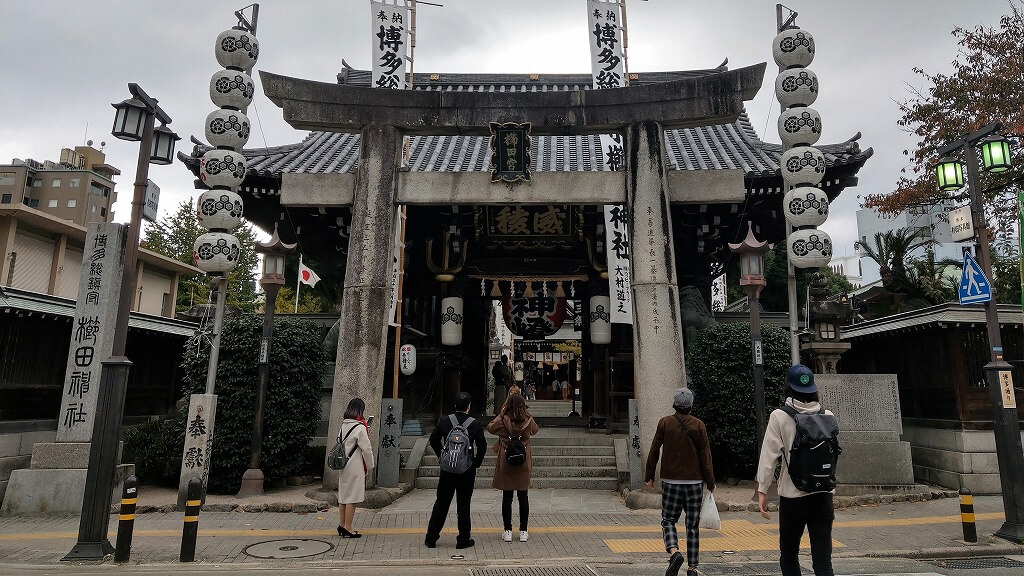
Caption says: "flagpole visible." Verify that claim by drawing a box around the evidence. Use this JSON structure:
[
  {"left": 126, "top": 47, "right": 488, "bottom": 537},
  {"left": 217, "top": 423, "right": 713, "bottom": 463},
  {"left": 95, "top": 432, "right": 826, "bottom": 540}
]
[{"left": 295, "top": 254, "right": 302, "bottom": 314}]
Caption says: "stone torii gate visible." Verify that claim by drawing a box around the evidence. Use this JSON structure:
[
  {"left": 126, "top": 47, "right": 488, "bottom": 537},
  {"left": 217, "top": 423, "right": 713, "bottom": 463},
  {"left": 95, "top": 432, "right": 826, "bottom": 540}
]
[{"left": 260, "top": 63, "right": 766, "bottom": 488}]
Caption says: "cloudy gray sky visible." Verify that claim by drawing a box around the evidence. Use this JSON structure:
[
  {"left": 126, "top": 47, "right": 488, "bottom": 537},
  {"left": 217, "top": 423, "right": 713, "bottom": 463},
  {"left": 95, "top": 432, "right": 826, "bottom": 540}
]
[{"left": 0, "top": 1, "right": 1013, "bottom": 255}]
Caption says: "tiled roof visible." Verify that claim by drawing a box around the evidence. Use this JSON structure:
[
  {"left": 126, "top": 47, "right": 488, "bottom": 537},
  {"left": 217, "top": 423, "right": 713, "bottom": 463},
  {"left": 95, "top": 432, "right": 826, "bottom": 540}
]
[{"left": 190, "top": 65, "right": 870, "bottom": 186}]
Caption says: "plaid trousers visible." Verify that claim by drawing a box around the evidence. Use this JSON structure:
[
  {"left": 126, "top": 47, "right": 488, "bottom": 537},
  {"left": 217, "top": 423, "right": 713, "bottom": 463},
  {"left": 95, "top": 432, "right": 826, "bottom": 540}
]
[{"left": 661, "top": 481, "right": 704, "bottom": 567}]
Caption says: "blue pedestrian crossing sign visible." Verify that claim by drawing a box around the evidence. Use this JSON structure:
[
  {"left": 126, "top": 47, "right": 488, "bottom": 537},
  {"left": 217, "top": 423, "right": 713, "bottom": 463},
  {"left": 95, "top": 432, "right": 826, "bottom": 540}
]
[{"left": 959, "top": 251, "right": 992, "bottom": 304}]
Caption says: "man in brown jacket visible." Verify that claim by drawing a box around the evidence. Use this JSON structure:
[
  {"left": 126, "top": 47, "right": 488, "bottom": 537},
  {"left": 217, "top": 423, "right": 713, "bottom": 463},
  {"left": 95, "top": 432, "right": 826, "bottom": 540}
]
[{"left": 645, "top": 387, "right": 715, "bottom": 576}]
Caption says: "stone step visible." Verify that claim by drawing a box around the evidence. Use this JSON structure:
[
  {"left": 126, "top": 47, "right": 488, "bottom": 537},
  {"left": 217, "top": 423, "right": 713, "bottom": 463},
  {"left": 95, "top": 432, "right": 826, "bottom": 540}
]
[
  {"left": 479, "top": 435, "right": 615, "bottom": 447},
  {"left": 420, "top": 454, "right": 617, "bottom": 468},
  {"left": 414, "top": 476, "right": 620, "bottom": 490},
  {"left": 417, "top": 465, "right": 616, "bottom": 478}
]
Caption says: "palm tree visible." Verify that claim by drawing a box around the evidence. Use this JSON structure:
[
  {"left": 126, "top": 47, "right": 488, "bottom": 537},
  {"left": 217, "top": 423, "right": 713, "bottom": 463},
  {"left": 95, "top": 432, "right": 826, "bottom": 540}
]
[{"left": 855, "top": 228, "right": 932, "bottom": 295}]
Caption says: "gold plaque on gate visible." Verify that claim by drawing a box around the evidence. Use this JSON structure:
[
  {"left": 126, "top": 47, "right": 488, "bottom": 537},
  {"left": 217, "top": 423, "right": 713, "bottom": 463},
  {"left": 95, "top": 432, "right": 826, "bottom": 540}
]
[{"left": 998, "top": 371, "right": 1017, "bottom": 409}]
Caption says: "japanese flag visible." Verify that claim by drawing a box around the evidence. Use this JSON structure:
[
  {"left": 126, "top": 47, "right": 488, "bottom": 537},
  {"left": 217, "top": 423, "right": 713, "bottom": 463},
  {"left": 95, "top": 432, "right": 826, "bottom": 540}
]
[{"left": 298, "top": 261, "right": 320, "bottom": 287}]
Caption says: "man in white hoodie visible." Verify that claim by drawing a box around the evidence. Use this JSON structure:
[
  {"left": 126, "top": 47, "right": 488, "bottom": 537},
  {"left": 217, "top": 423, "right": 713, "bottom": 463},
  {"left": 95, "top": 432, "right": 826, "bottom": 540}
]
[{"left": 755, "top": 364, "right": 836, "bottom": 576}]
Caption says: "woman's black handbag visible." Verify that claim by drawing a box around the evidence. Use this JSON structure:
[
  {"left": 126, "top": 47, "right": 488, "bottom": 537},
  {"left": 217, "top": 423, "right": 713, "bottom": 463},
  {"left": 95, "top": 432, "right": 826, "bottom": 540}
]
[{"left": 328, "top": 424, "right": 360, "bottom": 470}]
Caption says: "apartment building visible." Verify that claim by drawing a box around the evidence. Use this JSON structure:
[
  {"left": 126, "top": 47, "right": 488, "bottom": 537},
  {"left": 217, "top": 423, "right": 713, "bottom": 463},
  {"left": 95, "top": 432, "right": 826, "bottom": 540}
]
[{"left": 0, "top": 145, "right": 119, "bottom": 225}]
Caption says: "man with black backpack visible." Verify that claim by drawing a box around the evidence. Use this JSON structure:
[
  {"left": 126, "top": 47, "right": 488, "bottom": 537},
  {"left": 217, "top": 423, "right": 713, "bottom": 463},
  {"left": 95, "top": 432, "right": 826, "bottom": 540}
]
[
  {"left": 425, "top": 392, "right": 488, "bottom": 549},
  {"left": 756, "top": 364, "right": 841, "bottom": 576}
]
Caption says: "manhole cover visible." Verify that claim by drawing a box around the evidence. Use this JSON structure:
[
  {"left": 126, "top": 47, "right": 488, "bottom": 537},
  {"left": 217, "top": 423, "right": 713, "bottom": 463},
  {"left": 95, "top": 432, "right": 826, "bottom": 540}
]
[
  {"left": 472, "top": 567, "right": 596, "bottom": 576},
  {"left": 243, "top": 538, "right": 333, "bottom": 559},
  {"left": 929, "top": 556, "right": 1024, "bottom": 570}
]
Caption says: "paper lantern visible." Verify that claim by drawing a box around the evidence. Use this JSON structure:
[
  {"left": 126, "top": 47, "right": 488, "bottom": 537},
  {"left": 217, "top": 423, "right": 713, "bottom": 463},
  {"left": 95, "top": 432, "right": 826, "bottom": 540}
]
[
  {"left": 783, "top": 186, "right": 829, "bottom": 228},
  {"left": 788, "top": 229, "right": 833, "bottom": 269},
  {"left": 775, "top": 68, "right": 819, "bottom": 109},
  {"left": 194, "top": 232, "right": 240, "bottom": 273},
  {"left": 215, "top": 27, "right": 259, "bottom": 71},
  {"left": 399, "top": 344, "right": 416, "bottom": 375},
  {"left": 196, "top": 189, "right": 244, "bottom": 231},
  {"left": 200, "top": 149, "right": 247, "bottom": 190},
  {"left": 589, "top": 296, "right": 611, "bottom": 345},
  {"left": 209, "top": 70, "right": 254, "bottom": 110},
  {"left": 501, "top": 285, "right": 567, "bottom": 338},
  {"left": 440, "top": 297, "right": 464, "bottom": 346},
  {"left": 778, "top": 107, "right": 821, "bottom": 148},
  {"left": 773, "top": 28, "right": 815, "bottom": 69},
  {"left": 781, "top": 147, "right": 826, "bottom": 187},
  {"left": 204, "top": 109, "right": 250, "bottom": 151}
]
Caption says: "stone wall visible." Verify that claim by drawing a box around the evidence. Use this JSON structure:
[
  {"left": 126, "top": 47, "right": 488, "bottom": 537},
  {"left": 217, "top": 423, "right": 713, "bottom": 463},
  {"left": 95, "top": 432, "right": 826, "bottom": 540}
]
[
  {"left": 0, "top": 421, "right": 56, "bottom": 506},
  {"left": 902, "top": 425, "right": 1024, "bottom": 494}
]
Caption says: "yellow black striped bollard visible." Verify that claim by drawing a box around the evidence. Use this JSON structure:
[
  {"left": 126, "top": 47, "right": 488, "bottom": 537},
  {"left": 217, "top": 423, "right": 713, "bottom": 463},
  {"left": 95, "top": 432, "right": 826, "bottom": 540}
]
[
  {"left": 180, "top": 477, "right": 203, "bottom": 562},
  {"left": 114, "top": 475, "right": 138, "bottom": 563},
  {"left": 959, "top": 487, "right": 977, "bottom": 543}
]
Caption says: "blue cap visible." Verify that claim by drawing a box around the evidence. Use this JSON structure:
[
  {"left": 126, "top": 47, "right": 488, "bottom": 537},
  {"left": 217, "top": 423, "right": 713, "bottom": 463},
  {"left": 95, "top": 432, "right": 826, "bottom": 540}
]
[{"left": 787, "top": 364, "right": 817, "bottom": 394}]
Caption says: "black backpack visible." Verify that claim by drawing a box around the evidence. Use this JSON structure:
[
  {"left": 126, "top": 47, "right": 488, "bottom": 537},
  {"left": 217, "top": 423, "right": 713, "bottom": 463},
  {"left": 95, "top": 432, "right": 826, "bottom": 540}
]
[
  {"left": 327, "top": 424, "right": 360, "bottom": 471},
  {"left": 781, "top": 405, "right": 842, "bottom": 492},
  {"left": 502, "top": 418, "right": 527, "bottom": 466},
  {"left": 439, "top": 414, "right": 475, "bottom": 474}
]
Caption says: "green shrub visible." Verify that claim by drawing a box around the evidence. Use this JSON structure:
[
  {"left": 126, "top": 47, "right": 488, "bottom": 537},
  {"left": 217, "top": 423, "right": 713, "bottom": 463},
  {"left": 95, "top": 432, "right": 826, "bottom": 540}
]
[
  {"left": 178, "top": 315, "right": 326, "bottom": 493},
  {"left": 686, "top": 321, "right": 790, "bottom": 480},
  {"left": 122, "top": 418, "right": 182, "bottom": 487}
]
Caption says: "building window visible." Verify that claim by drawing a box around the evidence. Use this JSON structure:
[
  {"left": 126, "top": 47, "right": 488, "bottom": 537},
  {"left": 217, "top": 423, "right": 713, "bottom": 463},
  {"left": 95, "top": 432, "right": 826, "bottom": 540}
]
[
  {"left": 91, "top": 205, "right": 98, "bottom": 214},
  {"left": 67, "top": 199, "right": 77, "bottom": 208},
  {"left": 1, "top": 194, "right": 12, "bottom": 204},
  {"left": 0, "top": 173, "right": 15, "bottom": 185},
  {"left": 51, "top": 178, "right": 62, "bottom": 187},
  {"left": 31, "top": 178, "right": 42, "bottom": 187},
  {"left": 48, "top": 199, "right": 58, "bottom": 208},
  {"left": 100, "top": 207, "right": 106, "bottom": 217},
  {"left": 69, "top": 178, "right": 80, "bottom": 188}
]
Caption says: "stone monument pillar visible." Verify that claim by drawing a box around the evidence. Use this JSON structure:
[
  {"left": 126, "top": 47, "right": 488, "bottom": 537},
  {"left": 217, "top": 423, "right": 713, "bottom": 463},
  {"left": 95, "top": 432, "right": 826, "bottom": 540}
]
[
  {"left": 323, "top": 123, "right": 401, "bottom": 490},
  {"left": 626, "top": 121, "right": 688, "bottom": 477},
  {"left": 2, "top": 223, "right": 133, "bottom": 515}
]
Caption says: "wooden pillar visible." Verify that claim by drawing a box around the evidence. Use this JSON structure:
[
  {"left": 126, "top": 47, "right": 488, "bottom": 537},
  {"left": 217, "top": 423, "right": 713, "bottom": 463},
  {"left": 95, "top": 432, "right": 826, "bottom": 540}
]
[
  {"left": 626, "top": 121, "right": 687, "bottom": 476},
  {"left": 323, "top": 123, "right": 401, "bottom": 489}
]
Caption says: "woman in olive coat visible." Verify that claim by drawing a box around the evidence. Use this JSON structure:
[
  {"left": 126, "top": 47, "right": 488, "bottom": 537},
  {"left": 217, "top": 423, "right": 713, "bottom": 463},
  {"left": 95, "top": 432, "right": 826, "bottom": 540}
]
[{"left": 486, "top": 393, "right": 539, "bottom": 543}]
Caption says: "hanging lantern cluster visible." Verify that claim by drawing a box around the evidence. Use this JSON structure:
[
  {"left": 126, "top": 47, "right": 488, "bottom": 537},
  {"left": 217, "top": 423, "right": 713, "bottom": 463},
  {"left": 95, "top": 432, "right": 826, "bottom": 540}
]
[
  {"left": 774, "top": 26, "right": 832, "bottom": 269},
  {"left": 194, "top": 26, "right": 258, "bottom": 274},
  {"left": 501, "top": 282, "right": 567, "bottom": 339}
]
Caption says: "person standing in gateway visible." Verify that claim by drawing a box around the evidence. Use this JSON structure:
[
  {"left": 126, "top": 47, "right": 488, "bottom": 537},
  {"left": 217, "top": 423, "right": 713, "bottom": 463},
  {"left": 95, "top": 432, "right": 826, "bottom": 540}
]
[{"left": 645, "top": 388, "right": 715, "bottom": 576}]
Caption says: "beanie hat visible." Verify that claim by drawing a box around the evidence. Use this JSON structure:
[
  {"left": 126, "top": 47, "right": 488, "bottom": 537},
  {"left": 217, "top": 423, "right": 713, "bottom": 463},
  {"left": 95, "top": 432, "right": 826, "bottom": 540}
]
[
  {"left": 787, "top": 364, "right": 817, "bottom": 394},
  {"left": 673, "top": 388, "right": 695, "bottom": 410}
]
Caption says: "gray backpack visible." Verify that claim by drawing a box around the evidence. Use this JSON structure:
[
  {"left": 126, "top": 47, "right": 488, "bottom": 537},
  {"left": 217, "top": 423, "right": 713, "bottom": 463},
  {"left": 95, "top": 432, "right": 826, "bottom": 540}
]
[{"left": 439, "top": 414, "right": 475, "bottom": 474}]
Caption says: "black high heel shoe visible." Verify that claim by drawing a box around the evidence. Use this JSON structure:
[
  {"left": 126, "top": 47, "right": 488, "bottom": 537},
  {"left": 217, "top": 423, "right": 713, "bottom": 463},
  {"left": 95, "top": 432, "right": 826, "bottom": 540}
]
[{"left": 338, "top": 526, "right": 362, "bottom": 538}]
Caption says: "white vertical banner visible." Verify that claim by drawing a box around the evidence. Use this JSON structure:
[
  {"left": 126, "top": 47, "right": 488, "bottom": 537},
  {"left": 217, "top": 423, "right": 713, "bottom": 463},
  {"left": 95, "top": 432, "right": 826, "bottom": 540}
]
[
  {"left": 370, "top": 0, "right": 410, "bottom": 89},
  {"left": 604, "top": 204, "right": 634, "bottom": 324},
  {"left": 388, "top": 208, "right": 404, "bottom": 326},
  {"left": 712, "top": 274, "right": 727, "bottom": 311},
  {"left": 589, "top": 1, "right": 633, "bottom": 325}
]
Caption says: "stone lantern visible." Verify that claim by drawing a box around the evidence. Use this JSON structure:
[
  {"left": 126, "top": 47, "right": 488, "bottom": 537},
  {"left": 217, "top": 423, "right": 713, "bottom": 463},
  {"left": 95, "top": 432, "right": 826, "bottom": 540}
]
[{"left": 800, "top": 272, "right": 855, "bottom": 374}]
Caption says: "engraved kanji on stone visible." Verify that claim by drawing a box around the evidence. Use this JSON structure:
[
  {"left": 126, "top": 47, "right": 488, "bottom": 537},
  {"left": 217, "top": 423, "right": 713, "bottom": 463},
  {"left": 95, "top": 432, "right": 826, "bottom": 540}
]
[
  {"left": 63, "top": 402, "right": 88, "bottom": 427},
  {"left": 68, "top": 370, "right": 91, "bottom": 399},
  {"left": 188, "top": 414, "right": 207, "bottom": 438},
  {"left": 74, "top": 316, "right": 101, "bottom": 345},
  {"left": 184, "top": 446, "right": 204, "bottom": 469}
]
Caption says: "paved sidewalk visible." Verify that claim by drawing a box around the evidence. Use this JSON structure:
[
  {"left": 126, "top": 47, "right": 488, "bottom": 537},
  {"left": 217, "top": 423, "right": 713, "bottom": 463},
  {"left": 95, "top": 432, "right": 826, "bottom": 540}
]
[{"left": 1, "top": 488, "right": 1022, "bottom": 570}]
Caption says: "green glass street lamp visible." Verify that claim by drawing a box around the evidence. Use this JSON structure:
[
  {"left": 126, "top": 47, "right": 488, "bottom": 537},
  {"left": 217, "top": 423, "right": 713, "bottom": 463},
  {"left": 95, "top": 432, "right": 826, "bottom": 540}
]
[
  {"left": 935, "top": 156, "right": 965, "bottom": 191},
  {"left": 980, "top": 134, "right": 1013, "bottom": 173}
]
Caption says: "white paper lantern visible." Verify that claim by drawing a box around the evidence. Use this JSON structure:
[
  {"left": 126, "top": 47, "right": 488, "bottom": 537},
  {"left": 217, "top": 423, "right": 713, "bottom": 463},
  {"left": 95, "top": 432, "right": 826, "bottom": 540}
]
[
  {"left": 399, "top": 344, "right": 416, "bottom": 375},
  {"left": 772, "top": 28, "right": 815, "bottom": 69},
  {"left": 193, "top": 231, "right": 241, "bottom": 273},
  {"left": 209, "top": 70, "right": 254, "bottom": 110},
  {"left": 440, "top": 297, "right": 464, "bottom": 346},
  {"left": 200, "top": 149, "right": 247, "bottom": 190},
  {"left": 196, "top": 189, "right": 244, "bottom": 231},
  {"left": 783, "top": 186, "right": 829, "bottom": 228},
  {"left": 781, "top": 147, "right": 826, "bottom": 187},
  {"left": 205, "top": 109, "right": 250, "bottom": 151},
  {"left": 589, "top": 296, "right": 611, "bottom": 345},
  {"left": 778, "top": 107, "right": 822, "bottom": 148},
  {"left": 215, "top": 28, "right": 259, "bottom": 71},
  {"left": 775, "top": 68, "right": 819, "bottom": 109},
  {"left": 788, "top": 229, "right": 833, "bottom": 269}
]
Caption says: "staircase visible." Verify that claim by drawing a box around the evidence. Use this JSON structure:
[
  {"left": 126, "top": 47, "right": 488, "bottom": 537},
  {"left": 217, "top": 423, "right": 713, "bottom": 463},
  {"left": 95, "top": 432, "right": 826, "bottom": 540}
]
[
  {"left": 523, "top": 399, "right": 574, "bottom": 418},
  {"left": 414, "top": 429, "right": 619, "bottom": 490}
]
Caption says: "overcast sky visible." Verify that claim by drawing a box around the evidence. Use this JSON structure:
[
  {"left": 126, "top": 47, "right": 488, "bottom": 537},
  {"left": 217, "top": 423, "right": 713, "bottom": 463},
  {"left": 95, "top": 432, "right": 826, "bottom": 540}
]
[{"left": 0, "top": 1, "right": 1013, "bottom": 256}]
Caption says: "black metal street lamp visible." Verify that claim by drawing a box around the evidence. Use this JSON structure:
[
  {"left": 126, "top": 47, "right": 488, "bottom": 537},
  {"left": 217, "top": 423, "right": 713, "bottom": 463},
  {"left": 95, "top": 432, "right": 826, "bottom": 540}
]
[
  {"left": 728, "top": 222, "right": 771, "bottom": 453},
  {"left": 65, "top": 84, "right": 178, "bottom": 560},
  {"left": 935, "top": 121, "right": 1024, "bottom": 543},
  {"left": 237, "top": 226, "right": 296, "bottom": 497}
]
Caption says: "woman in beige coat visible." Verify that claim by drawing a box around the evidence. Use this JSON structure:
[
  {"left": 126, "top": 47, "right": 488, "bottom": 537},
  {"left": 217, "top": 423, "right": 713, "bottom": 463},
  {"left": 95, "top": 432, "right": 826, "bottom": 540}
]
[
  {"left": 486, "top": 393, "right": 539, "bottom": 543},
  {"left": 336, "top": 398, "right": 374, "bottom": 538}
]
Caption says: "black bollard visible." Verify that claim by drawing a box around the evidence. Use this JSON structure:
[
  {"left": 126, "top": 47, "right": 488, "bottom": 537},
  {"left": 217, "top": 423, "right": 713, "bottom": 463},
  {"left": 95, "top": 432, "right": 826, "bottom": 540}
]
[
  {"left": 113, "top": 475, "right": 138, "bottom": 563},
  {"left": 180, "top": 477, "right": 202, "bottom": 562},
  {"left": 959, "top": 487, "right": 977, "bottom": 543}
]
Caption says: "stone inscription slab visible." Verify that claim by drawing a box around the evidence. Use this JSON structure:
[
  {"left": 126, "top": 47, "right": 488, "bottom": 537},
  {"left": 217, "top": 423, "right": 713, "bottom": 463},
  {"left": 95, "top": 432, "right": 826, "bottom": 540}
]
[
  {"left": 376, "top": 398, "right": 403, "bottom": 488},
  {"left": 178, "top": 393, "right": 217, "bottom": 509},
  {"left": 627, "top": 399, "right": 643, "bottom": 490},
  {"left": 56, "top": 223, "right": 126, "bottom": 443}
]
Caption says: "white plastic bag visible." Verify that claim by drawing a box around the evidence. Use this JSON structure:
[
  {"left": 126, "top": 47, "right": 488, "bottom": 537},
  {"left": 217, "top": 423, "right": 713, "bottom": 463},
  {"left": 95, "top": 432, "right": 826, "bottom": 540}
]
[{"left": 699, "top": 489, "right": 721, "bottom": 530}]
